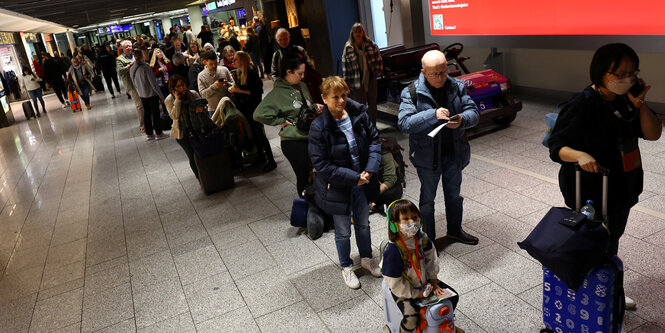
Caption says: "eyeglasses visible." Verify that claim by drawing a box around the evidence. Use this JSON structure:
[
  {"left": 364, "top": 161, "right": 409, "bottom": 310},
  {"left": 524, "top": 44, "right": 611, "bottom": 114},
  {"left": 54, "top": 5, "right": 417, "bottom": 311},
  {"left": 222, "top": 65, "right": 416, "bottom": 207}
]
[
  {"left": 425, "top": 71, "right": 447, "bottom": 78},
  {"left": 607, "top": 69, "right": 640, "bottom": 79}
]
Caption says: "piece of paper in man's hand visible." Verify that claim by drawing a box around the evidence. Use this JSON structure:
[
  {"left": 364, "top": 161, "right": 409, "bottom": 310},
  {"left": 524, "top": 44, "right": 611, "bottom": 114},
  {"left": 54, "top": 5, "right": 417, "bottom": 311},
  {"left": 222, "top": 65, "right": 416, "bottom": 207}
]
[{"left": 427, "top": 122, "right": 450, "bottom": 138}]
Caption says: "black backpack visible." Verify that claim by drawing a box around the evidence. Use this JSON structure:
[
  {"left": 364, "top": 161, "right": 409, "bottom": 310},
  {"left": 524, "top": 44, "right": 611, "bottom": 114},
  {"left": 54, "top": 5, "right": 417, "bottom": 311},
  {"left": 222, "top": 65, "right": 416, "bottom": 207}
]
[{"left": 380, "top": 137, "right": 407, "bottom": 188}]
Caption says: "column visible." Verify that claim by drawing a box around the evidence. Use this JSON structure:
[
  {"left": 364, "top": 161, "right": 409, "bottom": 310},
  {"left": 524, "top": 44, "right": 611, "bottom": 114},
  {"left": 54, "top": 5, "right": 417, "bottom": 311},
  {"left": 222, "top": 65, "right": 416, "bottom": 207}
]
[
  {"left": 187, "top": 5, "right": 204, "bottom": 40},
  {"left": 66, "top": 30, "right": 76, "bottom": 55},
  {"left": 148, "top": 21, "right": 157, "bottom": 39},
  {"left": 161, "top": 16, "right": 172, "bottom": 35}
]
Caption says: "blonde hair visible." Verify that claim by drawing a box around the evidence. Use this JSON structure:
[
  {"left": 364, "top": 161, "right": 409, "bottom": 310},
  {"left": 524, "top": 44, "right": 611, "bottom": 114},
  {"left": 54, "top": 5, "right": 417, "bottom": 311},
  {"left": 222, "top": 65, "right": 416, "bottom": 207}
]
[
  {"left": 187, "top": 40, "right": 200, "bottom": 55},
  {"left": 234, "top": 51, "right": 252, "bottom": 86},
  {"left": 346, "top": 23, "right": 367, "bottom": 47},
  {"left": 149, "top": 48, "right": 170, "bottom": 67},
  {"left": 320, "top": 76, "right": 350, "bottom": 97}
]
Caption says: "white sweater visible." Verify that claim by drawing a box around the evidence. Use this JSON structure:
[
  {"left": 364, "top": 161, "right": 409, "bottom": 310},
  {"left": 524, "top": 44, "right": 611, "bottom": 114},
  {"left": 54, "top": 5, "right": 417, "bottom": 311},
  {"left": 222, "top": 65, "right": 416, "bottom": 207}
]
[
  {"left": 21, "top": 74, "right": 42, "bottom": 91},
  {"left": 197, "top": 66, "right": 234, "bottom": 111}
]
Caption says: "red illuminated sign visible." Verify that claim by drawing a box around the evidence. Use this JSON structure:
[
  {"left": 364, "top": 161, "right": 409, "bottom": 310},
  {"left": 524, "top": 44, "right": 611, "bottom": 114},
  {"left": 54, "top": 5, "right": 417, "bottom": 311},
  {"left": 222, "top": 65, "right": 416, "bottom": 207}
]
[{"left": 429, "top": 0, "right": 665, "bottom": 35}]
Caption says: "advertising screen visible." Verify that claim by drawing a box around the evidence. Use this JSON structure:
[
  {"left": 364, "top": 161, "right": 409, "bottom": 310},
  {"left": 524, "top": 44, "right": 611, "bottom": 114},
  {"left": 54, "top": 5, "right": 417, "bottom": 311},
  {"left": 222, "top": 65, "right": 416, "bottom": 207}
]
[{"left": 428, "top": 0, "right": 665, "bottom": 36}]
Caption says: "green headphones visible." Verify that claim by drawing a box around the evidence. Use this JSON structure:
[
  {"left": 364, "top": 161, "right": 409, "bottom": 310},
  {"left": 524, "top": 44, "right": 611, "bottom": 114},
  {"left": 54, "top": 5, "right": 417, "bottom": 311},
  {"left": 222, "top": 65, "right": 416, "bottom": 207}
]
[{"left": 386, "top": 200, "right": 422, "bottom": 233}]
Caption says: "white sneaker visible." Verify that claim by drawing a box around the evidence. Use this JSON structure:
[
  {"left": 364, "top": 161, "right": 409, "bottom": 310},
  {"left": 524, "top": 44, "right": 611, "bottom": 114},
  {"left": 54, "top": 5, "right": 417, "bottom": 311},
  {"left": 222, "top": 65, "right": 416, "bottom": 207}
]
[
  {"left": 361, "top": 257, "right": 382, "bottom": 277},
  {"left": 342, "top": 266, "right": 360, "bottom": 289},
  {"left": 625, "top": 296, "right": 637, "bottom": 310}
]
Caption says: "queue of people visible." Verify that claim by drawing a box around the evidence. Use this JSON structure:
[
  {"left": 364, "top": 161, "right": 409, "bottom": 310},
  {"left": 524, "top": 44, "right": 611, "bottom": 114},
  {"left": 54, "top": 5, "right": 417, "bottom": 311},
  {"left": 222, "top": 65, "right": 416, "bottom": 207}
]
[{"left": 13, "top": 18, "right": 662, "bottom": 333}]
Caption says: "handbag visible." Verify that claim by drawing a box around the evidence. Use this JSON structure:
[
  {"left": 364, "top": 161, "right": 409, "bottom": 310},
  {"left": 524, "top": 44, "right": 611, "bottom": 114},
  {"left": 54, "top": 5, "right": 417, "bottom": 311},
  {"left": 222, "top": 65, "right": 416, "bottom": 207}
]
[
  {"left": 295, "top": 88, "right": 316, "bottom": 131},
  {"left": 518, "top": 165, "right": 610, "bottom": 290}
]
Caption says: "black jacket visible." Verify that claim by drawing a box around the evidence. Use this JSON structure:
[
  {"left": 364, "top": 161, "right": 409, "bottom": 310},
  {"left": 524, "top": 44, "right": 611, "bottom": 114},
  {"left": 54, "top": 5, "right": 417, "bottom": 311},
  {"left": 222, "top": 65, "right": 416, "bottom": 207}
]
[
  {"left": 309, "top": 98, "right": 381, "bottom": 215},
  {"left": 43, "top": 58, "right": 65, "bottom": 83},
  {"left": 188, "top": 62, "right": 204, "bottom": 92},
  {"left": 232, "top": 67, "right": 263, "bottom": 118},
  {"left": 98, "top": 51, "right": 117, "bottom": 74},
  {"left": 548, "top": 86, "right": 645, "bottom": 211}
]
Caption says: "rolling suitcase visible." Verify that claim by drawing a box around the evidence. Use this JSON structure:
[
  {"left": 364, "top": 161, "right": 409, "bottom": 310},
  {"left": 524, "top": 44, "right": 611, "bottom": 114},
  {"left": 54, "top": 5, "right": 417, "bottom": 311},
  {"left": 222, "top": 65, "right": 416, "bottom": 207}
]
[
  {"left": 535, "top": 166, "right": 625, "bottom": 333},
  {"left": 194, "top": 150, "right": 234, "bottom": 195},
  {"left": 190, "top": 129, "right": 235, "bottom": 195},
  {"left": 541, "top": 256, "right": 624, "bottom": 333},
  {"left": 22, "top": 101, "right": 36, "bottom": 119}
]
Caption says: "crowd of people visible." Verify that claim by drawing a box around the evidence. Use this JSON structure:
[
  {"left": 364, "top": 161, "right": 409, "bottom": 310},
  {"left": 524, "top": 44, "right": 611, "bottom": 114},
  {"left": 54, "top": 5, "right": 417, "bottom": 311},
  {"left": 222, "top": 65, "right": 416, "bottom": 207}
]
[{"left": 19, "top": 17, "right": 662, "bottom": 332}]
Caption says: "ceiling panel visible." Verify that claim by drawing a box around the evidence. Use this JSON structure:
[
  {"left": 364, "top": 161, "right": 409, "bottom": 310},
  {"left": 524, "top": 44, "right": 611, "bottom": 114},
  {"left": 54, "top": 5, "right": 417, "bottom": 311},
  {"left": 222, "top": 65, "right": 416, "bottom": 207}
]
[{"left": 0, "top": 0, "right": 194, "bottom": 29}]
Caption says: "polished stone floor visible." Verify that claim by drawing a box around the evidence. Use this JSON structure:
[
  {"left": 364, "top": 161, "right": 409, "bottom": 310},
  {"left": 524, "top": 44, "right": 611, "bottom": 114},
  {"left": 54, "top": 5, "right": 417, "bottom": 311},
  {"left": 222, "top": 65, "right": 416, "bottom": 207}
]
[{"left": 0, "top": 84, "right": 664, "bottom": 333}]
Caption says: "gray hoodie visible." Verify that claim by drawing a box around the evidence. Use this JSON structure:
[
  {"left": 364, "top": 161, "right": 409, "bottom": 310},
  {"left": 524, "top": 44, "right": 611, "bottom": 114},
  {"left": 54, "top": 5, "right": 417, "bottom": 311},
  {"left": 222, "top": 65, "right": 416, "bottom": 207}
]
[{"left": 130, "top": 62, "right": 164, "bottom": 99}]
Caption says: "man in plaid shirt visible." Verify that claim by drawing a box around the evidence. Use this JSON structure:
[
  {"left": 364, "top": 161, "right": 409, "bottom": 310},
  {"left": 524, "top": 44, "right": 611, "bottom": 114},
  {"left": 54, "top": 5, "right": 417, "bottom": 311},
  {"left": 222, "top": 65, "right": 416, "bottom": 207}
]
[{"left": 342, "top": 23, "right": 383, "bottom": 124}]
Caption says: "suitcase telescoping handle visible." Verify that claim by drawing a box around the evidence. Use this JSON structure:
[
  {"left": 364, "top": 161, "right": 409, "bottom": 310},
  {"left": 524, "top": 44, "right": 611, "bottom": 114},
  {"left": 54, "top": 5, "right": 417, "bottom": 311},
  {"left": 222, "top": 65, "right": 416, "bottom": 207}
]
[{"left": 574, "top": 163, "right": 609, "bottom": 220}]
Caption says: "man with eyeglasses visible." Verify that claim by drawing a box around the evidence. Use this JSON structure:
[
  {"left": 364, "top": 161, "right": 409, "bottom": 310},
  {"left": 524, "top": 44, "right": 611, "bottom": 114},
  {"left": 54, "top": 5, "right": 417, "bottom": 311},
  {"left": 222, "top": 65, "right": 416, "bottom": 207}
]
[{"left": 398, "top": 50, "right": 480, "bottom": 249}]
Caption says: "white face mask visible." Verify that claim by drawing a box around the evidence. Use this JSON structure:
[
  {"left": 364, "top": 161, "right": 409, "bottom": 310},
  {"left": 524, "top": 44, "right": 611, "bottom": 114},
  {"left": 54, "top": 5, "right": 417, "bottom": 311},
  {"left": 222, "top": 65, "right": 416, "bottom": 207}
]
[
  {"left": 606, "top": 77, "right": 634, "bottom": 95},
  {"left": 400, "top": 222, "right": 420, "bottom": 238}
]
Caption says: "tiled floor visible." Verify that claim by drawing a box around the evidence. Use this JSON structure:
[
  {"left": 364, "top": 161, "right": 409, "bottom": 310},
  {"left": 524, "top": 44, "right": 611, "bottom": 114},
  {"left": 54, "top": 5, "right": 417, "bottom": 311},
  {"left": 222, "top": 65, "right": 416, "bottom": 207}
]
[{"left": 1, "top": 84, "right": 664, "bottom": 333}]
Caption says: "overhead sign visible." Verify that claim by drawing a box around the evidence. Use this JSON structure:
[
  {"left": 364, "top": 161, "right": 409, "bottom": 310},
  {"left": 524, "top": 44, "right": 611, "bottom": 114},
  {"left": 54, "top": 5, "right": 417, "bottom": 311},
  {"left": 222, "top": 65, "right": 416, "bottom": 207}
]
[
  {"left": 108, "top": 24, "right": 133, "bottom": 34},
  {"left": 216, "top": 0, "right": 236, "bottom": 7},
  {"left": 207, "top": 2, "right": 217, "bottom": 10},
  {"left": 0, "top": 32, "right": 15, "bottom": 44},
  {"left": 428, "top": 0, "right": 665, "bottom": 35}
]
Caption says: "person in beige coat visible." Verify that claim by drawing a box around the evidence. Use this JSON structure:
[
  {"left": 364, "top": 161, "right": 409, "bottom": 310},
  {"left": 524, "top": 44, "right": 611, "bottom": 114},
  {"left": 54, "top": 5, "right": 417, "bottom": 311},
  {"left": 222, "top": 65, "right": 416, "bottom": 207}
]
[
  {"left": 116, "top": 40, "right": 145, "bottom": 132},
  {"left": 165, "top": 74, "right": 216, "bottom": 179}
]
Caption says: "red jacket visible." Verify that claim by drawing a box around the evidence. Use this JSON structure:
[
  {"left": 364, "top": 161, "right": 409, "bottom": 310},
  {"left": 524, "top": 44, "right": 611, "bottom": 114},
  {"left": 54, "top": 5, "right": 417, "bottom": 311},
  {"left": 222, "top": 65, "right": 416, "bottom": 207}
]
[
  {"left": 152, "top": 62, "right": 173, "bottom": 80},
  {"left": 33, "top": 60, "right": 44, "bottom": 78}
]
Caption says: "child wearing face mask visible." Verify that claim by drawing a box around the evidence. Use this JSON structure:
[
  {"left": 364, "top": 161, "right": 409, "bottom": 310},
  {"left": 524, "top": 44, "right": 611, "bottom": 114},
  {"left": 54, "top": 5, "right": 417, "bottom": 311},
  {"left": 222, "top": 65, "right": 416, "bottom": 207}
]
[{"left": 382, "top": 199, "right": 462, "bottom": 333}]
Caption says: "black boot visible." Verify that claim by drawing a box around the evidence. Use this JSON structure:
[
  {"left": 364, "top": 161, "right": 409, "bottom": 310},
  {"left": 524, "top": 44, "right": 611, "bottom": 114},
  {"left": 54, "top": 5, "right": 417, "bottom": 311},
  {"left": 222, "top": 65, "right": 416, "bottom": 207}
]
[
  {"left": 446, "top": 229, "right": 479, "bottom": 245},
  {"left": 263, "top": 159, "right": 277, "bottom": 172}
]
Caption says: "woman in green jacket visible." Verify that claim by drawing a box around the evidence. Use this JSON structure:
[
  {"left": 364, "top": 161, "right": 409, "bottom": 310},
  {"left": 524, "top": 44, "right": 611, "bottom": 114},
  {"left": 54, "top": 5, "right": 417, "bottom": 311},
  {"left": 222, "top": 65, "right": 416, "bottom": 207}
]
[{"left": 254, "top": 52, "right": 319, "bottom": 197}]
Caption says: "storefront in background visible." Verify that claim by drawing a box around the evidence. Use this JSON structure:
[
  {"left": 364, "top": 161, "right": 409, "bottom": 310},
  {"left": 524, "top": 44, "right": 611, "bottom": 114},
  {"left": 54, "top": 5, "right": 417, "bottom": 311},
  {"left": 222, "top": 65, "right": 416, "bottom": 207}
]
[
  {"left": 41, "top": 33, "right": 59, "bottom": 56},
  {"left": 258, "top": 0, "right": 361, "bottom": 77},
  {"left": 1, "top": 32, "right": 30, "bottom": 102}
]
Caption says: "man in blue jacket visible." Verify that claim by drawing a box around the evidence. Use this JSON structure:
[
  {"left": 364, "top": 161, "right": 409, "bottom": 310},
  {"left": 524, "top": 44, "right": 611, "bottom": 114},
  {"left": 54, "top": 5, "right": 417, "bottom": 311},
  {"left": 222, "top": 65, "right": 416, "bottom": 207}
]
[{"left": 398, "top": 50, "right": 480, "bottom": 247}]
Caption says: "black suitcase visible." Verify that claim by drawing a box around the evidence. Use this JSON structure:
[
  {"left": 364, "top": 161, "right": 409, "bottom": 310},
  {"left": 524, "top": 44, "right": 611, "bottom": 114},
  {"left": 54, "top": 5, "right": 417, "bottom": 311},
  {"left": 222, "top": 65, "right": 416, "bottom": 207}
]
[
  {"left": 194, "top": 149, "right": 235, "bottom": 195},
  {"left": 92, "top": 75, "right": 105, "bottom": 92},
  {"left": 22, "top": 101, "right": 36, "bottom": 119}
]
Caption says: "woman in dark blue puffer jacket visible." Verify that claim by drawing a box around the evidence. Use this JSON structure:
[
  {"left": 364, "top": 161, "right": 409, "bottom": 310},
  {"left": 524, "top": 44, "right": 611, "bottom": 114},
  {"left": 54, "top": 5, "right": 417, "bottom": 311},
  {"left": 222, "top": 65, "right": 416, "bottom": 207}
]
[{"left": 308, "top": 76, "right": 383, "bottom": 289}]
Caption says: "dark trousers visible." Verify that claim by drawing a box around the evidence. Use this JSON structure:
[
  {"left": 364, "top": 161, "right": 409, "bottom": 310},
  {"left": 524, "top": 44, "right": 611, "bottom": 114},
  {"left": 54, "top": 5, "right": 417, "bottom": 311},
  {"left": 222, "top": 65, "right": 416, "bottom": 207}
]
[
  {"left": 250, "top": 53, "right": 264, "bottom": 77},
  {"left": 103, "top": 71, "right": 121, "bottom": 95},
  {"left": 608, "top": 208, "right": 631, "bottom": 255},
  {"left": 28, "top": 88, "right": 45, "bottom": 114},
  {"left": 140, "top": 96, "right": 163, "bottom": 135},
  {"left": 280, "top": 139, "right": 310, "bottom": 197},
  {"left": 250, "top": 120, "right": 274, "bottom": 162},
  {"left": 48, "top": 79, "right": 67, "bottom": 104},
  {"left": 176, "top": 137, "right": 198, "bottom": 179},
  {"left": 79, "top": 85, "right": 90, "bottom": 106},
  {"left": 417, "top": 154, "right": 464, "bottom": 240},
  {"left": 349, "top": 73, "right": 378, "bottom": 124},
  {"left": 262, "top": 46, "right": 273, "bottom": 76},
  {"left": 375, "top": 185, "right": 403, "bottom": 207}
]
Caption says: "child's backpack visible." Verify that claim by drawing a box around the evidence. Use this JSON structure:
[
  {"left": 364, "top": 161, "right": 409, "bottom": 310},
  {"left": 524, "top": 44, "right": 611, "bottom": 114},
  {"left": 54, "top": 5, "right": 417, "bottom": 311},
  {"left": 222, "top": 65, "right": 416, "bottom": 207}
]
[{"left": 380, "top": 137, "right": 407, "bottom": 188}]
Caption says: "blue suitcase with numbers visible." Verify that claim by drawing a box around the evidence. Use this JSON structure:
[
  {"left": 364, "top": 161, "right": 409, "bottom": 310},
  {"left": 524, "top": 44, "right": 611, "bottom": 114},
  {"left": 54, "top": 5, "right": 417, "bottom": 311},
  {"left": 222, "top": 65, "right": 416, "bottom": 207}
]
[{"left": 541, "top": 255, "right": 625, "bottom": 333}]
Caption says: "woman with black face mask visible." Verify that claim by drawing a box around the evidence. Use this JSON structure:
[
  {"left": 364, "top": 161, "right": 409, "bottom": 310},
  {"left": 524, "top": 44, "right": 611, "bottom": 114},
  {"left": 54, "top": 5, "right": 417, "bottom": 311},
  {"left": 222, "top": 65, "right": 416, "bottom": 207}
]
[{"left": 548, "top": 43, "right": 662, "bottom": 311}]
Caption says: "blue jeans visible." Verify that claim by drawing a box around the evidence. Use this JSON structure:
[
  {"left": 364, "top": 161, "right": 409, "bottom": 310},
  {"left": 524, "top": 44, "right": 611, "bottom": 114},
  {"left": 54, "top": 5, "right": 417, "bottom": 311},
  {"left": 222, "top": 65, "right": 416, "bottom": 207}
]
[
  {"left": 333, "top": 185, "right": 373, "bottom": 267},
  {"left": 79, "top": 85, "right": 90, "bottom": 106},
  {"left": 416, "top": 153, "right": 463, "bottom": 240},
  {"left": 28, "top": 89, "right": 45, "bottom": 114}
]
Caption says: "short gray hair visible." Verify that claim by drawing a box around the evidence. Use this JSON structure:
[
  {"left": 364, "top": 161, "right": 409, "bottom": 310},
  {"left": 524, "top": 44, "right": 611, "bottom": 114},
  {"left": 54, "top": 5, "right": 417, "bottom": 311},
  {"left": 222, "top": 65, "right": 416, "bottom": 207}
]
[
  {"left": 275, "top": 28, "right": 289, "bottom": 38},
  {"left": 120, "top": 40, "right": 132, "bottom": 47}
]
